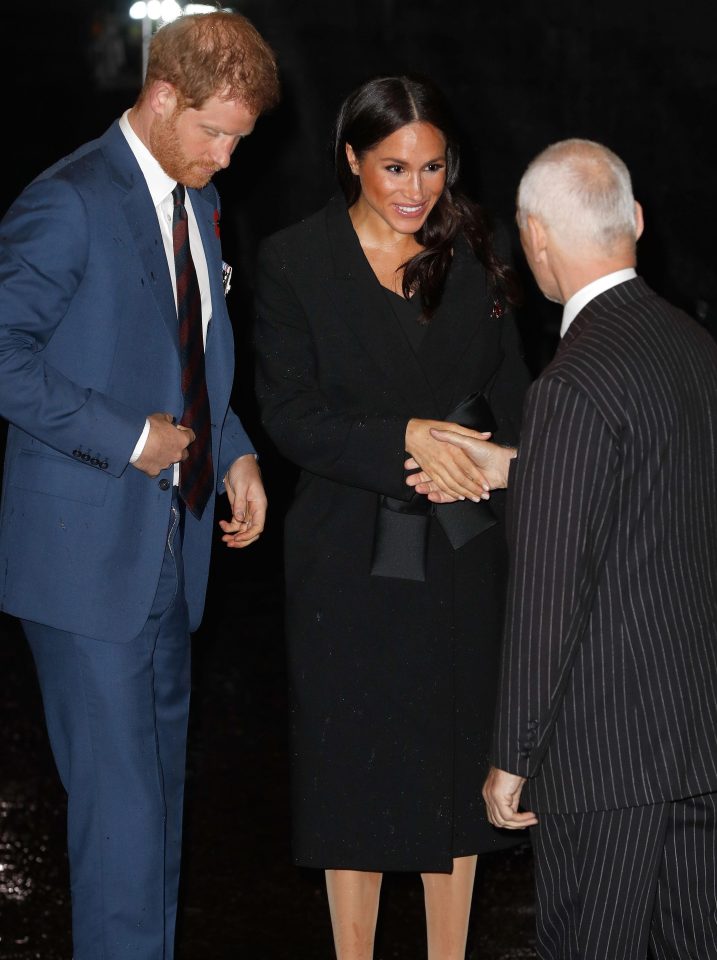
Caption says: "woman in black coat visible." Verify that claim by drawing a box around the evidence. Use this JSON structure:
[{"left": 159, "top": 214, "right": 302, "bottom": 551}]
[{"left": 253, "top": 75, "right": 531, "bottom": 960}]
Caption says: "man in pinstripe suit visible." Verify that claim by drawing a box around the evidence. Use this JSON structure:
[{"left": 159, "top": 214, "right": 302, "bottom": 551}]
[{"left": 408, "top": 139, "right": 717, "bottom": 959}]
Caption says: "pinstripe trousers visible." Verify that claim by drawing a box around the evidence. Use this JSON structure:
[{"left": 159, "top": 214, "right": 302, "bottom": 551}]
[{"left": 531, "top": 792, "right": 717, "bottom": 959}]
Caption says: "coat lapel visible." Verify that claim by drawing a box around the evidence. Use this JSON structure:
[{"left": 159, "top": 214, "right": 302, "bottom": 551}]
[
  {"left": 417, "top": 236, "right": 501, "bottom": 412},
  {"left": 322, "top": 197, "right": 504, "bottom": 419},
  {"left": 324, "top": 197, "right": 441, "bottom": 418}
]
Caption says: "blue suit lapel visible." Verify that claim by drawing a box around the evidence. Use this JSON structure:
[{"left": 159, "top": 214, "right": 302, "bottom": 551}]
[
  {"left": 121, "top": 185, "right": 179, "bottom": 353},
  {"left": 188, "top": 186, "right": 225, "bottom": 353},
  {"left": 99, "top": 122, "right": 179, "bottom": 355},
  {"left": 99, "top": 123, "right": 233, "bottom": 431},
  {"left": 187, "top": 185, "right": 235, "bottom": 440}
]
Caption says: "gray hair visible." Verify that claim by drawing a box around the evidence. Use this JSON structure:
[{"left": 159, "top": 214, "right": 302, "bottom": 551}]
[{"left": 516, "top": 139, "right": 638, "bottom": 254}]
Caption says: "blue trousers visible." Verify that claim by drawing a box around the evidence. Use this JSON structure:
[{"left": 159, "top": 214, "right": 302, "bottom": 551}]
[{"left": 23, "top": 499, "right": 190, "bottom": 960}]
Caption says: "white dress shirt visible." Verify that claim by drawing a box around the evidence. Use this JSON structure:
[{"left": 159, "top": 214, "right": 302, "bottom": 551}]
[
  {"left": 119, "top": 110, "right": 213, "bottom": 480},
  {"left": 560, "top": 268, "right": 637, "bottom": 337}
]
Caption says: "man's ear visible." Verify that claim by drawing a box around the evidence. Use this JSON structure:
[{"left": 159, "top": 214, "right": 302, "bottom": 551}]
[
  {"left": 634, "top": 201, "right": 644, "bottom": 241},
  {"left": 526, "top": 214, "right": 548, "bottom": 262},
  {"left": 148, "top": 80, "right": 178, "bottom": 119}
]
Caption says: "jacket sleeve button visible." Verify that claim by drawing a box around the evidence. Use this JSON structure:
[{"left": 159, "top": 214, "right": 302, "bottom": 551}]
[{"left": 158, "top": 478, "right": 170, "bottom": 491}]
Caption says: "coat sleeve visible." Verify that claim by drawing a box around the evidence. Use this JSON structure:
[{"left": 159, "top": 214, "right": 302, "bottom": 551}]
[
  {"left": 0, "top": 177, "right": 145, "bottom": 476},
  {"left": 491, "top": 374, "right": 620, "bottom": 777},
  {"left": 253, "top": 237, "right": 412, "bottom": 500}
]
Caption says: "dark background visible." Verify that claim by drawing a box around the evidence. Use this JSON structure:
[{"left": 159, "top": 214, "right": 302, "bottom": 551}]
[{"left": 0, "top": 1, "right": 715, "bottom": 957}]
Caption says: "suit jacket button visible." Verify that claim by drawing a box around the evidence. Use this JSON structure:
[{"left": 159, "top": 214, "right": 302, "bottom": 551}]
[
  {"left": 72, "top": 449, "right": 82, "bottom": 458},
  {"left": 158, "top": 478, "right": 170, "bottom": 491},
  {"left": 81, "top": 453, "right": 91, "bottom": 462},
  {"left": 90, "top": 457, "right": 100, "bottom": 467},
  {"left": 100, "top": 461, "right": 108, "bottom": 470}
]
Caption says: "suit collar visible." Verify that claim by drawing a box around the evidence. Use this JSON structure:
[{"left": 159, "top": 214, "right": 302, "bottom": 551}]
[
  {"left": 117, "top": 109, "right": 174, "bottom": 206},
  {"left": 559, "top": 276, "right": 653, "bottom": 353},
  {"left": 98, "top": 120, "right": 144, "bottom": 192},
  {"left": 560, "top": 268, "right": 637, "bottom": 337}
]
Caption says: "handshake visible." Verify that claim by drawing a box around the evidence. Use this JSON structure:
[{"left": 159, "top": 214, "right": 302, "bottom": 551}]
[{"left": 403, "top": 420, "right": 518, "bottom": 503}]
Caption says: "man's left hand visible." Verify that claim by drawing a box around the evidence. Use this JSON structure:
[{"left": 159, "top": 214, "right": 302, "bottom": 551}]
[
  {"left": 482, "top": 766, "right": 538, "bottom": 829},
  {"left": 218, "top": 454, "right": 267, "bottom": 548}
]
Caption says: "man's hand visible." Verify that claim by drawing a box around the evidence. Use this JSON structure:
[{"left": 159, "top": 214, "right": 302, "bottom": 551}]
[
  {"left": 405, "top": 430, "right": 516, "bottom": 501},
  {"left": 482, "top": 766, "right": 538, "bottom": 829},
  {"left": 405, "top": 419, "right": 492, "bottom": 502},
  {"left": 218, "top": 454, "right": 267, "bottom": 548},
  {"left": 132, "top": 413, "right": 194, "bottom": 477}
]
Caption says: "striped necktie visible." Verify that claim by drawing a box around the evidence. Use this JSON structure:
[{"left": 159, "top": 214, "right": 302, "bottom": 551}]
[{"left": 172, "top": 184, "right": 214, "bottom": 520}]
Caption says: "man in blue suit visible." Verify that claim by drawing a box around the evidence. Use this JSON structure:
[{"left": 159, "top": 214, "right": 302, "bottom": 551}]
[{"left": 0, "top": 11, "right": 279, "bottom": 959}]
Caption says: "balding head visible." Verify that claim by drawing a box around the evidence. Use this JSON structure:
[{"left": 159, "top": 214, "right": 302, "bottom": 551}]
[{"left": 517, "top": 139, "right": 639, "bottom": 258}]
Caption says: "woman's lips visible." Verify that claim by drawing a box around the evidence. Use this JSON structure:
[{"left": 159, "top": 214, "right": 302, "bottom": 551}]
[{"left": 393, "top": 202, "right": 428, "bottom": 218}]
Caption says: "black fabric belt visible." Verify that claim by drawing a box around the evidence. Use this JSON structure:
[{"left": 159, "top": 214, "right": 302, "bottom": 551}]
[{"left": 370, "top": 392, "right": 498, "bottom": 582}]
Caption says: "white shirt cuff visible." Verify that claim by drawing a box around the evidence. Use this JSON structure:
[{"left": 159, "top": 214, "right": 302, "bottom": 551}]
[{"left": 129, "top": 419, "right": 151, "bottom": 463}]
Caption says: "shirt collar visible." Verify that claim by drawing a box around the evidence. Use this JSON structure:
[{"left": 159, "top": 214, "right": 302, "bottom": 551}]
[
  {"left": 560, "top": 268, "right": 637, "bottom": 337},
  {"left": 119, "top": 109, "right": 176, "bottom": 206}
]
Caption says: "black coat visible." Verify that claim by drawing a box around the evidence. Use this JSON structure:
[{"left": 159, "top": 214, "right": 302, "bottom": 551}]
[
  {"left": 254, "top": 197, "right": 531, "bottom": 870},
  {"left": 494, "top": 278, "right": 717, "bottom": 814}
]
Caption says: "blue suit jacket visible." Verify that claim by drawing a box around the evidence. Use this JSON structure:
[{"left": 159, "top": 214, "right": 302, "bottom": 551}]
[{"left": 0, "top": 121, "right": 253, "bottom": 641}]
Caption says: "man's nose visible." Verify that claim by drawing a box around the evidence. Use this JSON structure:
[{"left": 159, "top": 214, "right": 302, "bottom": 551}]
[{"left": 212, "top": 140, "right": 234, "bottom": 169}]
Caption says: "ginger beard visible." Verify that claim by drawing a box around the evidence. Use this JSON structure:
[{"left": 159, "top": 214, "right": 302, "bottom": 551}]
[{"left": 150, "top": 107, "right": 218, "bottom": 190}]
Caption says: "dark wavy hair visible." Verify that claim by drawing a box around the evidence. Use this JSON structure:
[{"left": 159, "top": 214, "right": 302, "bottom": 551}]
[{"left": 334, "top": 75, "right": 520, "bottom": 319}]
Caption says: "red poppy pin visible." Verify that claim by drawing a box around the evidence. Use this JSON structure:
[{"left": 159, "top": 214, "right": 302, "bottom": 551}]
[
  {"left": 490, "top": 299, "right": 504, "bottom": 320},
  {"left": 213, "top": 209, "right": 221, "bottom": 238}
]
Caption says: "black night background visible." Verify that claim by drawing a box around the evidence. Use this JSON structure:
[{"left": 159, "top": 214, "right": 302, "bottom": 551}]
[{"left": 0, "top": 1, "right": 715, "bottom": 956}]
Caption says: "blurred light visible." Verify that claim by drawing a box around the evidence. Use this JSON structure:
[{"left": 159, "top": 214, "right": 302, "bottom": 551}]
[
  {"left": 160, "top": 0, "right": 182, "bottom": 19},
  {"left": 130, "top": 1, "right": 230, "bottom": 19}
]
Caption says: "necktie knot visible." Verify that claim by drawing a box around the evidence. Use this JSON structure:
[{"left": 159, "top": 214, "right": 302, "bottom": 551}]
[{"left": 172, "top": 184, "right": 186, "bottom": 207}]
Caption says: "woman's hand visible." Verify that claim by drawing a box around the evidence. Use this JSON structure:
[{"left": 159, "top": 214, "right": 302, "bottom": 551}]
[
  {"left": 404, "top": 419, "right": 493, "bottom": 502},
  {"left": 406, "top": 429, "right": 517, "bottom": 502}
]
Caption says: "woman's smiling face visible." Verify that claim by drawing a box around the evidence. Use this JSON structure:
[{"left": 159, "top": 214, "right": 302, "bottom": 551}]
[{"left": 347, "top": 122, "right": 447, "bottom": 239}]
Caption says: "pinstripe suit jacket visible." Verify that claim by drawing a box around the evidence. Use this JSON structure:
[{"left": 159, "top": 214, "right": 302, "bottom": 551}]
[{"left": 492, "top": 277, "right": 717, "bottom": 813}]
